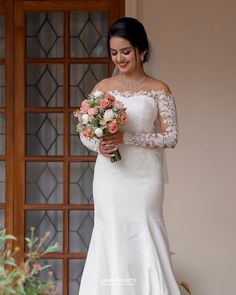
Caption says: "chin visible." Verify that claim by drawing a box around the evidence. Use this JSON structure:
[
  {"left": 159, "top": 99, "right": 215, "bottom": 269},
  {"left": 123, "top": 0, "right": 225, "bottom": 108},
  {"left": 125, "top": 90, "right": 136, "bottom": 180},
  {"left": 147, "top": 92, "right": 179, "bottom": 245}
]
[{"left": 118, "top": 66, "right": 133, "bottom": 74}]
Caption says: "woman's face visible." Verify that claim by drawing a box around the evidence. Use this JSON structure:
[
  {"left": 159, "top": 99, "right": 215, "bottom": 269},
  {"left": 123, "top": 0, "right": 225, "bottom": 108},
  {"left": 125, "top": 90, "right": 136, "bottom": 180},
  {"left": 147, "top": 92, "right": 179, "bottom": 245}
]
[{"left": 109, "top": 36, "right": 141, "bottom": 74}]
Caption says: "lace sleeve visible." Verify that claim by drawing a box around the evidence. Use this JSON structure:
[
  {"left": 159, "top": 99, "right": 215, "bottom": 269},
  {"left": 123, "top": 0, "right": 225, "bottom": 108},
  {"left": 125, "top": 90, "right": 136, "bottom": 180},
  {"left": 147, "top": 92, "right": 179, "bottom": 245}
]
[
  {"left": 80, "top": 133, "right": 100, "bottom": 153},
  {"left": 123, "top": 91, "right": 178, "bottom": 149}
]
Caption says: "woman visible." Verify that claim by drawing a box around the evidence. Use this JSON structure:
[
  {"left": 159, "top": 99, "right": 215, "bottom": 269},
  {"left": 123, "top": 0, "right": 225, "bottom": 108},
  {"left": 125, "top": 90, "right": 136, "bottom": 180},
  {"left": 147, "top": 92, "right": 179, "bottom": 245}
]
[{"left": 78, "top": 17, "right": 180, "bottom": 295}]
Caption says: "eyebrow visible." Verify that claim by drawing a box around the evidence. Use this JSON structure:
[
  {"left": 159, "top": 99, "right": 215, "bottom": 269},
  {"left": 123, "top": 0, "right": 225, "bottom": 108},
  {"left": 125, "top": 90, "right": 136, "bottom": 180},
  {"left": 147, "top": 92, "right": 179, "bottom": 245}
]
[{"left": 110, "top": 47, "right": 133, "bottom": 51}]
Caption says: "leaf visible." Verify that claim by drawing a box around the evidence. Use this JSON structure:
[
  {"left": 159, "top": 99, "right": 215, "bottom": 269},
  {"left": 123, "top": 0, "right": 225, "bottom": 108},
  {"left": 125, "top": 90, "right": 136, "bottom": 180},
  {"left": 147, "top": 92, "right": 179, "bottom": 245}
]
[
  {"left": 0, "top": 235, "right": 16, "bottom": 241},
  {"left": 40, "top": 264, "right": 52, "bottom": 272},
  {"left": 25, "top": 238, "right": 31, "bottom": 243},
  {"left": 4, "top": 257, "right": 17, "bottom": 267},
  {"left": 178, "top": 280, "right": 191, "bottom": 294},
  {"left": 0, "top": 286, "right": 17, "bottom": 294},
  {"left": 44, "top": 243, "right": 60, "bottom": 253}
]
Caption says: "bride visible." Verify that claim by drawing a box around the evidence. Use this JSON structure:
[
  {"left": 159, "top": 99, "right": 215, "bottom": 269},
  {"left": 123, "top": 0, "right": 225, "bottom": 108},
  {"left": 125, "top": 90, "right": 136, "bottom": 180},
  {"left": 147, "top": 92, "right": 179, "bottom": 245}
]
[{"left": 78, "top": 17, "right": 181, "bottom": 295}]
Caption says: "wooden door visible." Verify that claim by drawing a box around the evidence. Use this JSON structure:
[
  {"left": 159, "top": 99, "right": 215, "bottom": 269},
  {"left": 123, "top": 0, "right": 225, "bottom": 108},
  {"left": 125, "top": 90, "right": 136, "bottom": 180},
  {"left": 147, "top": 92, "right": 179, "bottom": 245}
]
[
  {"left": 1, "top": 0, "right": 124, "bottom": 294},
  {"left": 0, "top": 0, "right": 14, "bottom": 235}
]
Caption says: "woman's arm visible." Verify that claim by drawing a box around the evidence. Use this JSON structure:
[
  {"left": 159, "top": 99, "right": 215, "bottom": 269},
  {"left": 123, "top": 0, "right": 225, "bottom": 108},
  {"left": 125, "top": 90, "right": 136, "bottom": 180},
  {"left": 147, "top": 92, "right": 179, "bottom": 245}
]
[
  {"left": 79, "top": 133, "right": 100, "bottom": 153},
  {"left": 123, "top": 89, "right": 178, "bottom": 149}
]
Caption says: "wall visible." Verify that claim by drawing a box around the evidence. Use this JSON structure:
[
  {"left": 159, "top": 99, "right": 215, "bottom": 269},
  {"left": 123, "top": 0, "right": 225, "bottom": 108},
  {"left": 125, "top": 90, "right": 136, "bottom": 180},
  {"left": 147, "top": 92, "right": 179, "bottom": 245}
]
[{"left": 126, "top": 0, "right": 236, "bottom": 294}]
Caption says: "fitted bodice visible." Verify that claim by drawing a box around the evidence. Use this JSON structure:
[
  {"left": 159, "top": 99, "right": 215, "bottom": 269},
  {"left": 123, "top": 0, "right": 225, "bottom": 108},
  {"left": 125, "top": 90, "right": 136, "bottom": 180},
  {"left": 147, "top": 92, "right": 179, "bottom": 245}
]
[{"left": 109, "top": 90, "right": 160, "bottom": 134}]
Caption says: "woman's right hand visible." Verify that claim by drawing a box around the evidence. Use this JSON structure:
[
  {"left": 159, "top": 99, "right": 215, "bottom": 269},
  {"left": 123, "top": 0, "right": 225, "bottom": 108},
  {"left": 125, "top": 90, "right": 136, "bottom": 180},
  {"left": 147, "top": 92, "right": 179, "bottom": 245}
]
[{"left": 99, "top": 140, "right": 117, "bottom": 158}]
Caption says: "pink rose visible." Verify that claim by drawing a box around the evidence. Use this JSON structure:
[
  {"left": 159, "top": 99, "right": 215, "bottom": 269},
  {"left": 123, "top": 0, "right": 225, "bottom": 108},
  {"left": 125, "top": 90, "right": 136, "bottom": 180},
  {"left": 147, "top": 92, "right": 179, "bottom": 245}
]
[
  {"left": 82, "top": 128, "right": 94, "bottom": 138},
  {"left": 81, "top": 100, "right": 90, "bottom": 113},
  {"left": 107, "top": 123, "right": 118, "bottom": 134},
  {"left": 100, "top": 98, "right": 110, "bottom": 109},
  {"left": 119, "top": 111, "right": 127, "bottom": 123},
  {"left": 105, "top": 93, "right": 115, "bottom": 102}
]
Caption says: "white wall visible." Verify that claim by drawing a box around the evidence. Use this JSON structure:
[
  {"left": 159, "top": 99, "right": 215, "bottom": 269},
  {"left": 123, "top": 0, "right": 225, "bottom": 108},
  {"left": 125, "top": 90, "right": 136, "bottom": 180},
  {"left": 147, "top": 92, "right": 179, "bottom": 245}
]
[{"left": 127, "top": 0, "right": 236, "bottom": 294}]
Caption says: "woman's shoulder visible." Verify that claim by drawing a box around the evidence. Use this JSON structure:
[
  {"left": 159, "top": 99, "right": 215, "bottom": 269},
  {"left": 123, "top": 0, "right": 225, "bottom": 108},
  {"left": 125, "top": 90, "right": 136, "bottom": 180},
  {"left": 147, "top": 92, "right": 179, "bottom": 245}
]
[
  {"left": 145, "top": 76, "right": 172, "bottom": 95},
  {"left": 92, "top": 77, "right": 118, "bottom": 93}
]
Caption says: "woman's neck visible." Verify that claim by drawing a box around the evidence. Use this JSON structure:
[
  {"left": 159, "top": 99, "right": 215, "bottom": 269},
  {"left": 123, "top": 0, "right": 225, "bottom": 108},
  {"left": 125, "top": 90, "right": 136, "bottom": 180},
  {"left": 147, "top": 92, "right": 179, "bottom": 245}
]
[
  {"left": 120, "top": 68, "right": 146, "bottom": 82},
  {"left": 118, "top": 68, "right": 147, "bottom": 88}
]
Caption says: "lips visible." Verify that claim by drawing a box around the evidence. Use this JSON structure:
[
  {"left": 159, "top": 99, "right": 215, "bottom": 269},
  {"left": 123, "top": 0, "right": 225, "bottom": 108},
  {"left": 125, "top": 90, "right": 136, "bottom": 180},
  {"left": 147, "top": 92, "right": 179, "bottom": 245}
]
[{"left": 118, "top": 63, "right": 128, "bottom": 67}]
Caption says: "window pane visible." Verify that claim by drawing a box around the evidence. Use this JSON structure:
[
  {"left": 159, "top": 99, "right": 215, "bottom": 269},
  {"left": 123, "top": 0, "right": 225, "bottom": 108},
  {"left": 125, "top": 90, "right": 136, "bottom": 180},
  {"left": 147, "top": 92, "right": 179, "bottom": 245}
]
[
  {"left": 0, "top": 113, "right": 5, "bottom": 155},
  {"left": 0, "top": 209, "right": 4, "bottom": 228},
  {"left": 26, "top": 64, "right": 64, "bottom": 107},
  {"left": 0, "top": 161, "right": 5, "bottom": 203},
  {"left": 70, "top": 12, "right": 108, "bottom": 58},
  {"left": 0, "top": 15, "right": 4, "bottom": 58},
  {"left": 26, "top": 12, "right": 64, "bottom": 58},
  {"left": 69, "top": 259, "right": 86, "bottom": 294},
  {"left": 69, "top": 210, "right": 94, "bottom": 252},
  {"left": 26, "top": 113, "right": 64, "bottom": 156},
  {"left": 70, "top": 63, "right": 108, "bottom": 107},
  {"left": 25, "top": 210, "right": 63, "bottom": 252},
  {"left": 70, "top": 162, "right": 94, "bottom": 204},
  {"left": 26, "top": 162, "right": 63, "bottom": 204},
  {"left": 0, "top": 65, "right": 5, "bottom": 106}
]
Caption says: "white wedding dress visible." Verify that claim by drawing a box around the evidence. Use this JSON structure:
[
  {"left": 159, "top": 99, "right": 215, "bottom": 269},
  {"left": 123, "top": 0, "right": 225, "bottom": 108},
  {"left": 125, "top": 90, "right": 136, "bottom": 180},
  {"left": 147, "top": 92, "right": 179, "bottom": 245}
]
[{"left": 78, "top": 89, "right": 181, "bottom": 295}]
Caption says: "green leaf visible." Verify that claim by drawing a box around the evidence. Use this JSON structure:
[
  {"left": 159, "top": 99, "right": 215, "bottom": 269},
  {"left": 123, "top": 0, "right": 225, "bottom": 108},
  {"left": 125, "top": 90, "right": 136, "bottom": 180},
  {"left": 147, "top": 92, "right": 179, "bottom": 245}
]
[
  {"left": 0, "top": 234, "right": 16, "bottom": 241},
  {"left": 4, "top": 257, "right": 17, "bottom": 267},
  {"left": 0, "top": 286, "right": 17, "bottom": 294}
]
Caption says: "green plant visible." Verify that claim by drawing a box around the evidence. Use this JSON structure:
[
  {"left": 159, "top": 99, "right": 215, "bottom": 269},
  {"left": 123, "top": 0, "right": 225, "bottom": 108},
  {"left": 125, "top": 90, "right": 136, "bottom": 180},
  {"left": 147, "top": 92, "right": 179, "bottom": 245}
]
[
  {"left": 178, "top": 280, "right": 191, "bottom": 294},
  {"left": 0, "top": 227, "right": 60, "bottom": 295},
  {"left": 170, "top": 250, "right": 191, "bottom": 294}
]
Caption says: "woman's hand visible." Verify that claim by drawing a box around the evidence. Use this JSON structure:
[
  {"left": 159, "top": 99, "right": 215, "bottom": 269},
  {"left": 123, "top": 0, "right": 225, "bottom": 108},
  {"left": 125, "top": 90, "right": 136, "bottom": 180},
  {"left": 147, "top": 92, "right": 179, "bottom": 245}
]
[{"left": 99, "top": 131, "right": 124, "bottom": 158}]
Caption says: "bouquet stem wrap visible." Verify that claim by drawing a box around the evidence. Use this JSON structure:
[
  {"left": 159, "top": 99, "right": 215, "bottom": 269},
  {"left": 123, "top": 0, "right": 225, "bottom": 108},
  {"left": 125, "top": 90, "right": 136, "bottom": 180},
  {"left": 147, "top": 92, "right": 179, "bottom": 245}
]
[{"left": 111, "top": 149, "right": 122, "bottom": 163}]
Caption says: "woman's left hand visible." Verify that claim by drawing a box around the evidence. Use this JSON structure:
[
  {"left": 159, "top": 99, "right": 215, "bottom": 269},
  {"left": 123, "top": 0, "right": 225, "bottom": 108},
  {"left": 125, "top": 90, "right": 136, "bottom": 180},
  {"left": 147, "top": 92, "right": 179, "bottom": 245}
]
[{"left": 101, "top": 130, "right": 124, "bottom": 146}]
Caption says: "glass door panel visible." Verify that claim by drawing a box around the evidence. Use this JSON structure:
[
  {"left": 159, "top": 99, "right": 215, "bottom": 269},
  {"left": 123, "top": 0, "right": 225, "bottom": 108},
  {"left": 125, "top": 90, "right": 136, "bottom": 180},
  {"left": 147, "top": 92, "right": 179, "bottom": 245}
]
[
  {"left": 69, "top": 259, "right": 86, "bottom": 294},
  {"left": 26, "top": 12, "right": 64, "bottom": 58},
  {"left": 0, "top": 15, "right": 4, "bottom": 59},
  {"left": 70, "top": 63, "right": 108, "bottom": 107},
  {"left": 0, "top": 112, "right": 5, "bottom": 154},
  {"left": 26, "top": 162, "right": 63, "bottom": 204},
  {"left": 26, "top": 64, "right": 64, "bottom": 108},
  {"left": 0, "top": 161, "right": 5, "bottom": 202},
  {"left": 26, "top": 113, "right": 64, "bottom": 156},
  {"left": 0, "top": 64, "right": 5, "bottom": 106},
  {"left": 70, "top": 11, "right": 108, "bottom": 58}
]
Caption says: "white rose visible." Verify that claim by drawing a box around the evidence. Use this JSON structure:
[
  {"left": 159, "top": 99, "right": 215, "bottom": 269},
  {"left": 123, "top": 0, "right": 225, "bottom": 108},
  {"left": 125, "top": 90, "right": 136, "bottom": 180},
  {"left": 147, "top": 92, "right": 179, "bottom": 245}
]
[
  {"left": 95, "top": 128, "right": 103, "bottom": 137},
  {"left": 92, "top": 90, "right": 104, "bottom": 98},
  {"left": 82, "top": 114, "right": 89, "bottom": 124},
  {"left": 104, "top": 109, "right": 114, "bottom": 121}
]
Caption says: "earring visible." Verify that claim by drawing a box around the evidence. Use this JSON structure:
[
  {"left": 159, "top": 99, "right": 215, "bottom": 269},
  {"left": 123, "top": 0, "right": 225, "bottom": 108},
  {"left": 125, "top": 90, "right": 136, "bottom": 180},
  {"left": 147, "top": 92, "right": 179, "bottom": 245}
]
[{"left": 140, "top": 56, "right": 144, "bottom": 62}]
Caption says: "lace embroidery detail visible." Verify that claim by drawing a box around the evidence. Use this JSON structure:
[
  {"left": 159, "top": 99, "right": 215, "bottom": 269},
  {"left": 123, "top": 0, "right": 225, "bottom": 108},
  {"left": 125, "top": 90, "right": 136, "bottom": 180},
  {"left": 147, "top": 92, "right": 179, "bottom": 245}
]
[
  {"left": 80, "top": 133, "right": 100, "bottom": 153},
  {"left": 108, "top": 89, "right": 166, "bottom": 100},
  {"left": 122, "top": 91, "right": 178, "bottom": 149}
]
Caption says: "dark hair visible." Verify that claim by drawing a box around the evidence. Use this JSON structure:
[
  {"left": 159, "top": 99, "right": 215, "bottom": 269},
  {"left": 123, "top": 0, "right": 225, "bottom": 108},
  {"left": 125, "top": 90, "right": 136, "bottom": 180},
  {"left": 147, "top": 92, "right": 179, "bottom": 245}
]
[{"left": 107, "top": 17, "right": 149, "bottom": 63}]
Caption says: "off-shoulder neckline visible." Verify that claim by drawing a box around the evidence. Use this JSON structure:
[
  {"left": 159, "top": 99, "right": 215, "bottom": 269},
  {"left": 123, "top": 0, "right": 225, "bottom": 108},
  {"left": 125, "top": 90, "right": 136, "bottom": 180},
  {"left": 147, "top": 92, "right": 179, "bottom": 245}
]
[{"left": 108, "top": 89, "right": 172, "bottom": 97}]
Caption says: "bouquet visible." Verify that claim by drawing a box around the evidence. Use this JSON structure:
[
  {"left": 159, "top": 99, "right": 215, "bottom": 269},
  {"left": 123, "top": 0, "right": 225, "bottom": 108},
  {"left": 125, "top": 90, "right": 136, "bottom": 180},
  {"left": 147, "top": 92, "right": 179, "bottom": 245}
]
[{"left": 74, "top": 90, "right": 127, "bottom": 162}]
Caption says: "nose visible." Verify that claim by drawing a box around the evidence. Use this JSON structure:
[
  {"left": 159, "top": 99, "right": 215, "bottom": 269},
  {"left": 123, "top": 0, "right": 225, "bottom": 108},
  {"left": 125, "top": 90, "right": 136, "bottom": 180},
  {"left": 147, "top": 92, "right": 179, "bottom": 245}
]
[{"left": 116, "top": 53, "right": 125, "bottom": 63}]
